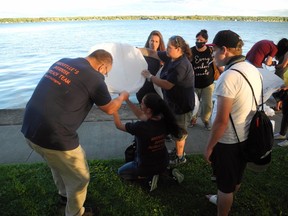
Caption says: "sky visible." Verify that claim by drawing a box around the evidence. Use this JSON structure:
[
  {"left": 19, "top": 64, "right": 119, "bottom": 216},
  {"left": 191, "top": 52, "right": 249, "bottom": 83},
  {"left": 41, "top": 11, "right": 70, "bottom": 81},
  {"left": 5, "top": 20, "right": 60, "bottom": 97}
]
[{"left": 1, "top": 0, "right": 287, "bottom": 18}]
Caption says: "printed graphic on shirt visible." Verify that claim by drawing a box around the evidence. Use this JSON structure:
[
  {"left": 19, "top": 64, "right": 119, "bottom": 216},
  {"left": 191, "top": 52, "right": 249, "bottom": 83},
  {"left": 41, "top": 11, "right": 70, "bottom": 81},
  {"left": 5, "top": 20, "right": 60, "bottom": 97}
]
[
  {"left": 44, "top": 61, "right": 80, "bottom": 86},
  {"left": 148, "top": 134, "right": 166, "bottom": 152}
]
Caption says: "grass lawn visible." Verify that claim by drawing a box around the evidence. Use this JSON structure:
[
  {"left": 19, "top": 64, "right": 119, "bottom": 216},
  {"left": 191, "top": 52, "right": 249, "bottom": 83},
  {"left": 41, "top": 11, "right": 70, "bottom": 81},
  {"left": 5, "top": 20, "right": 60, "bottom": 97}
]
[{"left": 0, "top": 147, "right": 287, "bottom": 216}]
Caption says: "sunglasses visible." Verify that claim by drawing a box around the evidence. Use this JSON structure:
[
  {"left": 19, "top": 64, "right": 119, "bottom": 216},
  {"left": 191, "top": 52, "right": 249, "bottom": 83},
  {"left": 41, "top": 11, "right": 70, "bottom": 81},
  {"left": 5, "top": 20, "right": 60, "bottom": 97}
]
[{"left": 171, "top": 35, "right": 180, "bottom": 48}]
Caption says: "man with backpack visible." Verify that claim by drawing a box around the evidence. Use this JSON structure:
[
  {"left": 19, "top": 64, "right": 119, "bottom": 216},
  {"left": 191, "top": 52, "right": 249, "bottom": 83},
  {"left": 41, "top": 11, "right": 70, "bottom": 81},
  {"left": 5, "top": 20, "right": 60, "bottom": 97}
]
[{"left": 204, "top": 30, "right": 262, "bottom": 216}]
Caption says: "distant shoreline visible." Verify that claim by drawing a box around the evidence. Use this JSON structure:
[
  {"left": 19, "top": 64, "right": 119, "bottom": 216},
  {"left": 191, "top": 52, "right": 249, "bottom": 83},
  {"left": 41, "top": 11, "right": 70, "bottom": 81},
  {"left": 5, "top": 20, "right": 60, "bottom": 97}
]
[{"left": 1, "top": 15, "right": 287, "bottom": 23}]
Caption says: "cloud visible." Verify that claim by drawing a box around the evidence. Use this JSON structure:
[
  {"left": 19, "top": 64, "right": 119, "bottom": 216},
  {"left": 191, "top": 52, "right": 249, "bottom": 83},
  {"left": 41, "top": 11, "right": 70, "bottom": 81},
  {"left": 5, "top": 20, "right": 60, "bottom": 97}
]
[{"left": 0, "top": 0, "right": 287, "bottom": 18}]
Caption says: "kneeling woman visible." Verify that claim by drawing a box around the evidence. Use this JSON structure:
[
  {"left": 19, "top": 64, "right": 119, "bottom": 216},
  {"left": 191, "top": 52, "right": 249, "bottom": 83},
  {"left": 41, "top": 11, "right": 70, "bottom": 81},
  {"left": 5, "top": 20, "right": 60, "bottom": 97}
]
[{"left": 113, "top": 93, "right": 182, "bottom": 180}]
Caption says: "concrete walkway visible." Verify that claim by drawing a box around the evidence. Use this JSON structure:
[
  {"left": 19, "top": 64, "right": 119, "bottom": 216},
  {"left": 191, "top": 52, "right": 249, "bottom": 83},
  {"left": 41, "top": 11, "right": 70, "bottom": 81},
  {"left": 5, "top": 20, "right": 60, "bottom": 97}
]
[{"left": 0, "top": 103, "right": 283, "bottom": 164}]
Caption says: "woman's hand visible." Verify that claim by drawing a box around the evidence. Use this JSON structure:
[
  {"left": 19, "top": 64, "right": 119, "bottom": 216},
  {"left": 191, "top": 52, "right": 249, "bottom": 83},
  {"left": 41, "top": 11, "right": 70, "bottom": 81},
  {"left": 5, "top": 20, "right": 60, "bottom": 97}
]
[{"left": 141, "top": 69, "right": 152, "bottom": 79}]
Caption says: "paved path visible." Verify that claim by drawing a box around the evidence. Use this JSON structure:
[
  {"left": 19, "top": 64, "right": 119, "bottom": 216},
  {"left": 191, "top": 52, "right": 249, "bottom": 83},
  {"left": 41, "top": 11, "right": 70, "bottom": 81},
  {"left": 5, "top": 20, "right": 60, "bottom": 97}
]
[{"left": 0, "top": 103, "right": 283, "bottom": 164}]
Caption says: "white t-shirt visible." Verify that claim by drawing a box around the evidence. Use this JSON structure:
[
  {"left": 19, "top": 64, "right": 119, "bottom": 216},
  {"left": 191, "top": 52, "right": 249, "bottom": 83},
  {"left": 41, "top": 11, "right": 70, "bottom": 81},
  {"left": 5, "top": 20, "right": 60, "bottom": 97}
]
[{"left": 211, "top": 61, "right": 262, "bottom": 144}]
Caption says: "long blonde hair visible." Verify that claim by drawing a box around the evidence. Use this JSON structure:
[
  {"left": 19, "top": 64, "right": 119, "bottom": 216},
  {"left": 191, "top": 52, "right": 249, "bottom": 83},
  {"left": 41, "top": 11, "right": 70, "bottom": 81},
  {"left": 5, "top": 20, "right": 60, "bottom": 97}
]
[{"left": 144, "top": 30, "right": 166, "bottom": 51}]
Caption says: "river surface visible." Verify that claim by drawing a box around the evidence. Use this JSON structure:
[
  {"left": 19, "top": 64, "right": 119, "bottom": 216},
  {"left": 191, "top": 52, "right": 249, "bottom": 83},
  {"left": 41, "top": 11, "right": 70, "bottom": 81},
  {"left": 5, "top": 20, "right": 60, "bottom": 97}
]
[{"left": 0, "top": 20, "right": 287, "bottom": 109}]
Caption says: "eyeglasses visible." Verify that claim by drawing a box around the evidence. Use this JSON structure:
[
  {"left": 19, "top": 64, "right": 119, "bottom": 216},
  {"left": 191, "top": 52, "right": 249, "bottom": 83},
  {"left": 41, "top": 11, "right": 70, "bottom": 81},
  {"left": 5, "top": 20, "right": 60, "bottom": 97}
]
[
  {"left": 98, "top": 64, "right": 108, "bottom": 77},
  {"left": 104, "top": 65, "right": 108, "bottom": 77}
]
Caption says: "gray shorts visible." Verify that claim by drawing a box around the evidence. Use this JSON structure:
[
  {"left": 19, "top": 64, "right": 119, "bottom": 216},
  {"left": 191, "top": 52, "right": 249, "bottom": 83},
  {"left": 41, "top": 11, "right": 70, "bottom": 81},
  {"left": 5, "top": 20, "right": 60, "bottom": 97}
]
[{"left": 172, "top": 112, "right": 192, "bottom": 141}]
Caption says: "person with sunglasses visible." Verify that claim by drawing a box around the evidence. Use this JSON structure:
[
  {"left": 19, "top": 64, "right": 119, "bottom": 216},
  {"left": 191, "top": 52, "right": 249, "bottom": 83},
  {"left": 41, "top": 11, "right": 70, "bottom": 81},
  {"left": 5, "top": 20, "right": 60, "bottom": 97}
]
[{"left": 139, "top": 35, "right": 195, "bottom": 165}]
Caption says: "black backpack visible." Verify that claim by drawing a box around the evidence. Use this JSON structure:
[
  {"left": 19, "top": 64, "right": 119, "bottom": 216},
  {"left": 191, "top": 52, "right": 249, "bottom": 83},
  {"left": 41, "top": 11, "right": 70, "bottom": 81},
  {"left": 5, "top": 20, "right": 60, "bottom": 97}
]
[
  {"left": 230, "top": 69, "right": 273, "bottom": 169},
  {"left": 125, "top": 140, "right": 136, "bottom": 162}
]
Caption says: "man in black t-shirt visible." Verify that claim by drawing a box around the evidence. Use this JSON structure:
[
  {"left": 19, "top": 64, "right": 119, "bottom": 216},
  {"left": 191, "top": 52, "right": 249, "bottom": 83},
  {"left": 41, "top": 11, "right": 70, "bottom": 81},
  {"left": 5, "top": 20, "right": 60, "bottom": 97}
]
[{"left": 21, "top": 49, "right": 128, "bottom": 216}]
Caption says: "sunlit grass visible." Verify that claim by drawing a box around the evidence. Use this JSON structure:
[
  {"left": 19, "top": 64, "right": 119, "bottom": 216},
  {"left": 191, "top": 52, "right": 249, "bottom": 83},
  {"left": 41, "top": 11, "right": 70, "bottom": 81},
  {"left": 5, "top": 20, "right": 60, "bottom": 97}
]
[{"left": 0, "top": 148, "right": 287, "bottom": 216}]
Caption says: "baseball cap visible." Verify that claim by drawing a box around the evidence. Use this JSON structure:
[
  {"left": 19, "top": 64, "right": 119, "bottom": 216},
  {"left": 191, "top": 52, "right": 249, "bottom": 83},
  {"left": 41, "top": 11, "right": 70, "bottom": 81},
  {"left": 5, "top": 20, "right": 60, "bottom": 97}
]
[{"left": 208, "top": 30, "right": 242, "bottom": 48}]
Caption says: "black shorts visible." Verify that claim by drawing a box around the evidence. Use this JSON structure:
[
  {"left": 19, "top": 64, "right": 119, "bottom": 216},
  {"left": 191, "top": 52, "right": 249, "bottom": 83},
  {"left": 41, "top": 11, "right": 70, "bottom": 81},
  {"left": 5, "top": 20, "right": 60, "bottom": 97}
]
[{"left": 210, "top": 141, "right": 247, "bottom": 193}]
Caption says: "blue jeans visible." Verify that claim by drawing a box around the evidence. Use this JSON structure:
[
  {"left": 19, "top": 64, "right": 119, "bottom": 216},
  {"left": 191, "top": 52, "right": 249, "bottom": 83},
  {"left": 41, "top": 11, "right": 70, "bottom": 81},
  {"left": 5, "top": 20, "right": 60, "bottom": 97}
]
[
  {"left": 118, "top": 160, "right": 168, "bottom": 180},
  {"left": 118, "top": 161, "right": 140, "bottom": 180}
]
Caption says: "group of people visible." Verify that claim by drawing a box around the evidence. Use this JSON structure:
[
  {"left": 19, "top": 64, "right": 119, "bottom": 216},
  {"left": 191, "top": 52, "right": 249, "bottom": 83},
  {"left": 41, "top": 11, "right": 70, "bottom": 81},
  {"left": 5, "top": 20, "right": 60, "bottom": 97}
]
[
  {"left": 21, "top": 27, "right": 288, "bottom": 216},
  {"left": 245, "top": 38, "right": 288, "bottom": 148}
]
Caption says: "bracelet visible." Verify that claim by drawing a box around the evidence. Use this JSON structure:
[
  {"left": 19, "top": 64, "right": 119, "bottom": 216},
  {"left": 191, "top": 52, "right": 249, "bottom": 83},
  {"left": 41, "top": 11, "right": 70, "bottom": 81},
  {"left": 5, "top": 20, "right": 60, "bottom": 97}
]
[{"left": 147, "top": 74, "right": 153, "bottom": 82}]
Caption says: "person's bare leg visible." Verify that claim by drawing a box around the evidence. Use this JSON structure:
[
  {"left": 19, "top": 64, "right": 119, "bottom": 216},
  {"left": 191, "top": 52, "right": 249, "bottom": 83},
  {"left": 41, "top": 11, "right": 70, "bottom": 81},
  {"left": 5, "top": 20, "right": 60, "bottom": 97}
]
[
  {"left": 176, "top": 139, "right": 185, "bottom": 157},
  {"left": 277, "top": 101, "right": 283, "bottom": 110},
  {"left": 234, "top": 184, "right": 241, "bottom": 193},
  {"left": 217, "top": 190, "right": 233, "bottom": 216}
]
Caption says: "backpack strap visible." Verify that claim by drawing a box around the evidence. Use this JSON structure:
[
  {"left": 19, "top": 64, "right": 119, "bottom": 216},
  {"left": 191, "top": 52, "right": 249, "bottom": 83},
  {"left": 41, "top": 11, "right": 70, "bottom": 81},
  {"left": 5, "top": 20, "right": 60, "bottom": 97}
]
[
  {"left": 231, "top": 68, "right": 264, "bottom": 111},
  {"left": 229, "top": 114, "right": 240, "bottom": 143},
  {"left": 229, "top": 68, "right": 263, "bottom": 142}
]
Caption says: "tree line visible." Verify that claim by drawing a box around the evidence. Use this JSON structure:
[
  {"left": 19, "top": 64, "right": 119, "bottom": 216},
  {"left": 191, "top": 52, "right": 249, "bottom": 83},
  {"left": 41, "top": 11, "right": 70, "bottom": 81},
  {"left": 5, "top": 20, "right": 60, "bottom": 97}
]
[{"left": 0, "top": 15, "right": 287, "bottom": 23}]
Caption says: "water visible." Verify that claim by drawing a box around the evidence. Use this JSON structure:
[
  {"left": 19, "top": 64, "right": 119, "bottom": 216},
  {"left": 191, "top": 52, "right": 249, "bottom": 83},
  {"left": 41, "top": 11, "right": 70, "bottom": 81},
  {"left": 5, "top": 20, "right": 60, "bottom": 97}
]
[{"left": 0, "top": 20, "right": 287, "bottom": 109}]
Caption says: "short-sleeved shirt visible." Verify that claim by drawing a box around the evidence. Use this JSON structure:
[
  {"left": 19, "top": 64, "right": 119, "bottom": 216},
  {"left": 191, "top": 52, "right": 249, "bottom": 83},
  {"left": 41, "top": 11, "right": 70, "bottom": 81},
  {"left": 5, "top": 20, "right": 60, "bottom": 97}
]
[
  {"left": 125, "top": 118, "right": 168, "bottom": 168},
  {"left": 246, "top": 40, "right": 278, "bottom": 68},
  {"left": 190, "top": 46, "right": 214, "bottom": 88},
  {"left": 21, "top": 58, "right": 112, "bottom": 151},
  {"left": 158, "top": 51, "right": 195, "bottom": 114},
  {"left": 136, "top": 56, "right": 162, "bottom": 103},
  {"left": 212, "top": 57, "right": 262, "bottom": 144}
]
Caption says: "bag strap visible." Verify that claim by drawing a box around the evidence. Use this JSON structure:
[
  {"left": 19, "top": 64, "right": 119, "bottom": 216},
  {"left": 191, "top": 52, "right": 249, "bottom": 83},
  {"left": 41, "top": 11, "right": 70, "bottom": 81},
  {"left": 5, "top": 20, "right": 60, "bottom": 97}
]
[
  {"left": 231, "top": 68, "right": 264, "bottom": 111},
  {"left": 229, "top": 114, "right": 240, "bottom": 143},
  {"left": 229, "top": 68, "right": 263, "bottom": 142}
]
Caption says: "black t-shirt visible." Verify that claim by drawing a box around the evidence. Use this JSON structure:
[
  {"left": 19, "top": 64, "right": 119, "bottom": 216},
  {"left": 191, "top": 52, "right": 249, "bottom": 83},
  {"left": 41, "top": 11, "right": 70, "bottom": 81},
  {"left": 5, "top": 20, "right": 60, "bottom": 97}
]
[
  {"left": 125, "top": 118, "right": 168, "bottom": 168},
  {"left": 190, "top": 46, "right": 214, "bottom": 88},
  {"left": 21, "top": 58, "right": 111, "bottom": 150},
  {"left": 136, "top": 56, "right": 161, "bottom": 103},
  {"left": 158, "top": 51, "right": 195, "bottom": 114}
]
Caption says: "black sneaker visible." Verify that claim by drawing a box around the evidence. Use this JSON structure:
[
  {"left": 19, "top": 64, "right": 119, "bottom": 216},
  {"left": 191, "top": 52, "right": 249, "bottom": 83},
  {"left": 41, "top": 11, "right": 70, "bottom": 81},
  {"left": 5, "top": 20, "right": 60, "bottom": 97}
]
[
  {"left": 204, "top": 122, "right": 211, "bottom": 130},
  {"left": 169, "top": 155, "right": 187, "bottom": 165},
  {"left": 59, "top": 195, "right": 67, "bottom": 206},
  {"left": 168, "top": 148, "right": 176, "bottom": 159},
  {"left": 82, "top": 206, "right": 95, "bottom": 216},
  {"left": 168, "top": 148, "right": 186, "bottom": 160},
  {"left": 165, "top": 135, "right": 173, "bottom": 142}
]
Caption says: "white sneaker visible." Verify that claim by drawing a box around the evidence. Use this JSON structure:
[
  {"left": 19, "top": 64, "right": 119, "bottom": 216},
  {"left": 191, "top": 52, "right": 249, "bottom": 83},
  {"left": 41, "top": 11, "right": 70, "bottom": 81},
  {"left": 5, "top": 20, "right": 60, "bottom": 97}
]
[
  {"left": 274, "top": 133, "right": 286, "bottom": 140},
  {"left": 149, "top": 175, "right": 159, "bottom": 192},
  {"left": 278, "top": 140, "right": 288, "bottom": 147},
  {"left": 172, "top": 168, "right": 184, "bottom": 184}
]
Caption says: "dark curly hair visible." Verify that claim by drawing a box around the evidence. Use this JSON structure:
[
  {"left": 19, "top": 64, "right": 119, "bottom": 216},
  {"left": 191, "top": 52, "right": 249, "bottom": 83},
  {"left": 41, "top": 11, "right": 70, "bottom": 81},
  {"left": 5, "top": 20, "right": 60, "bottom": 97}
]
[{"left": 276, "top": 38, "right": 288, "bottom": 60}]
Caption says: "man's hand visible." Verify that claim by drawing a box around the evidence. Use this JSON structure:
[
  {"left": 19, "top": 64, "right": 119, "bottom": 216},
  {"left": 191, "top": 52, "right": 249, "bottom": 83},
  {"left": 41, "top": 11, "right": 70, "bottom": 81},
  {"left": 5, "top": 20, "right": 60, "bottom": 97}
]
[{"left": 119, "top": 91, "right": 129, "bottom": 101}]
